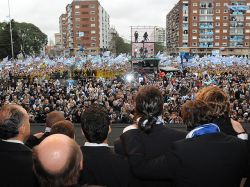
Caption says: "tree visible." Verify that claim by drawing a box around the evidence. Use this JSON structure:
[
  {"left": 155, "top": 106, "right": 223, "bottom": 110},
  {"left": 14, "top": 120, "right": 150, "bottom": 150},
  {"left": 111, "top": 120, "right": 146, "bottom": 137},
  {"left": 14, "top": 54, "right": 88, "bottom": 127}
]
[
  {"left": 16, "top": 22, "right": 47, "bottom": 57},
  {"left": 0, "top": 20, "right": 21, "bottom": 59},
  {"left": 155, "top": 43, "right": 165, "bottom": 53},
  {"left": 0, "top": 20, "right": 47, "bottom": 59},
  {"left": 110, "top": 33, "right": 131, "bottom": 56}
]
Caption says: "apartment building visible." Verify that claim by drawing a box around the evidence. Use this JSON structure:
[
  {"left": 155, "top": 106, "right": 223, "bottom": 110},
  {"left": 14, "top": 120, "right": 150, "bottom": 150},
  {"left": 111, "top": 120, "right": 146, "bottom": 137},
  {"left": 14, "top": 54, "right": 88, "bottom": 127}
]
[
  {"left": 166, "top": 0, "right": 250, "bottom": 56},
  {"left": 155, "top": 27, "right": 166, "bottom": 46},
  {"left": 59, "top": 0, "right": 110, "bottom": 55}
]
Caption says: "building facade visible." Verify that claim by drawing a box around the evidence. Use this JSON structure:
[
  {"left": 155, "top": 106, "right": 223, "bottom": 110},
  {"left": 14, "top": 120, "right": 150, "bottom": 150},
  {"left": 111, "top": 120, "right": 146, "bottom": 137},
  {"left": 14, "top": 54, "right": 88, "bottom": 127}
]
[
  {"left": 155, "top": 27, "right": 166, "bottom": 46},
  {"left": 59, "top": 0, "right": 110, "bottom": 55},
  {"left": 166, "top": 0, "right": 250, "bottom": 56}
]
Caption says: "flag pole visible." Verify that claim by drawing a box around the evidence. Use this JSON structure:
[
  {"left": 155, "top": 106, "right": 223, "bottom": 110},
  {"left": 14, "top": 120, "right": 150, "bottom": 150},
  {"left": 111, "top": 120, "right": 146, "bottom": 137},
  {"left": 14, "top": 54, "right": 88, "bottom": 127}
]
[{"left": 8, "top": 0, "right": 14, "bottom": 60}]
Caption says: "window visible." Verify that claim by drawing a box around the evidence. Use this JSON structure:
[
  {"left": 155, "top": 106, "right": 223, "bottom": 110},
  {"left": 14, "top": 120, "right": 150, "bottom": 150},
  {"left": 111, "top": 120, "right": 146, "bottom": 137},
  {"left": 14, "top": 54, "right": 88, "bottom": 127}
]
[
  {"left": 192, "top": 36, "right": 197, "bottom": 39},
  {"left": 90, "top": 11, "right": 95, "bottom": 14},
  {"left": 223, "top": 29, "right": 227, "bottom": 33},
  {"left": 224, "top": 3, "right": 228, "bottom": 6},
  {"left": 216, "top": 16, "right": 220, "bottom": 20},
  {"left": 246, "top": 43, "right": 249, "bottom": 46},
  {"left": 246, "top": 29, "right": 250, "bottom": 33},
  {"left": 90, "top": 17, "right": 95, "bottom": 21},
  {"left": 91, "top": 30, "right": 96, "bottom": 34},
  {"left": 193, "top": 10, "right": 198, "bottom": 14},
  {"left": 193, "top": 3, "right": 198, "bottom": 6},
  {"left": 215, "top": 36, "right": 220, "bottom": 39},
  {"left": 76, "top": 24, "right": 80, "bottom": 28},
  {"left": 246, "top": 36, "right": 250, "bottom": 39},
  {"left": 222, "top": 43, "right": 227, "bottom": 46},
  {"left": 216, "top": 9, "right": 220, "bottom": 13},
  {"left": 215, "top": 42, "right": 220, "bottom": 46},
  {"left": 75, "top": 5, "right": 80, "bottom": 9},
  {"left": 91, "top": 24, "right": 96, "bottom": 27},
  {"left": 223, "top": 16, "right": 228, "bottom": 20},
  {"left": 91, "top": 37, "right": 96, "bottom": 41},
  {"left": 224, "top": 9, "right": 228, "bottom": 13},
  {"left": 76, "top": 18, "right": 80, "bottom": 22},
  {"left": 223, "top": 23, "right": 228, "bottom": 27},
  {"left": 193, "top": 16, "right": 197, "bottom": 20},
  {"left": 91, "top": 43, "right": 96, "bottom": 47},
  {"left": 246, "top": 16, "right": 250, "bottom": 20},
  {"left": 89, "top": 4, "right": 96, "bottom": 8},
  {"left": 215, "top": 22, "right": 220, "bottom": 26},
  {"left": 216, "top": 3, "right": 221, "bottom": 6},
  {"left": 222, "top": 36, "right": 227, "bottom": 40},
  {"left": 193, "top": 29, "right": 197, "bottom": 33},
  {"left": 215, "top": 29, "right": 220, "bottom": 33},
  {"left": 75, "top": 12, "right": 80, "bottom": 15},
  {"left": 193, "top": 22, "right": 197, "bottom": 26},
  {"left": 193, "top": 42, "right": 197, "bottom": 46},
  {"left": 81, "top": 5, "right": 88, "bottom": 8}
]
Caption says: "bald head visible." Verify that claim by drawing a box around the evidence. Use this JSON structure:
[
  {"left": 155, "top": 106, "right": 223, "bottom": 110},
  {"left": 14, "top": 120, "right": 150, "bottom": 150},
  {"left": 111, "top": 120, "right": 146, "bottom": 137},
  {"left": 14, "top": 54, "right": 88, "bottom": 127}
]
[{"left": 33, "top": 134, "right": 83, "bottom": 187}]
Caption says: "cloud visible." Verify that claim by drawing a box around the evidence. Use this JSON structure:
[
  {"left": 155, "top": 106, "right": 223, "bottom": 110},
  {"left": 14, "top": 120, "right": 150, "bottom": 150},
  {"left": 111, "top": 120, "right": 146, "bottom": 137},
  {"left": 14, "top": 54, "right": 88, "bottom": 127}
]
[{"left": 0, "top": 0, "right": 178, "bottom": 41}]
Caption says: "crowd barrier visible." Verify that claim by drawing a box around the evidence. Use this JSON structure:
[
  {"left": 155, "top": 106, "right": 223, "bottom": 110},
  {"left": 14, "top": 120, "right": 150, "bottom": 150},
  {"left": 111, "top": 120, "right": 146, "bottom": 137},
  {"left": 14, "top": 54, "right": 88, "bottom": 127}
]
[{"left": 30, "top": 123, "right": 250, "bottom": 146}]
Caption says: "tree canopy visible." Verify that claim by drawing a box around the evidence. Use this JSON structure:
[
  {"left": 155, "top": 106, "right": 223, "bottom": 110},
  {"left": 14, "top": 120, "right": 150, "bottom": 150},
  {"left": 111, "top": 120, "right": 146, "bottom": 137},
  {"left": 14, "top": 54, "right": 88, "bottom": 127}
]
[
  {"left": 0, "top": 20, "right": 47, "bottom": 59},
  {"left": 110, "top": 33, "right": 131, "bottom": 55}
]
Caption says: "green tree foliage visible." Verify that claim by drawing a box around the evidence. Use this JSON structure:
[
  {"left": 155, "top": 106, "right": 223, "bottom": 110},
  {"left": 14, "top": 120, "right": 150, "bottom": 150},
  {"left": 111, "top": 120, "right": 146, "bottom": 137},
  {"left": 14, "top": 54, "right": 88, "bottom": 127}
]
[
  {"left": 112, "top": 33, "right": 131, "bottom": 55},
  {"left": 0, "top": 20, "right": 47, "bottom": 59},
  {"left": 155, "top": 43, "right": 165, "bottom": 53},
  {"left": 17, "top": 22, "right": 47, "bottom": 57},
  {"left": 0, "top": 20, "right": 21, "bottom": 59}
]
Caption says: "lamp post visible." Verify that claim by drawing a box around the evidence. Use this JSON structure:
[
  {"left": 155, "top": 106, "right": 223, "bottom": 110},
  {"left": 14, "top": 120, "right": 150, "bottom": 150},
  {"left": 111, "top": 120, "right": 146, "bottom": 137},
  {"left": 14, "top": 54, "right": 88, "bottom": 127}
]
[{"left": 8, "top": 0, "right": 14, "bottom": 60}]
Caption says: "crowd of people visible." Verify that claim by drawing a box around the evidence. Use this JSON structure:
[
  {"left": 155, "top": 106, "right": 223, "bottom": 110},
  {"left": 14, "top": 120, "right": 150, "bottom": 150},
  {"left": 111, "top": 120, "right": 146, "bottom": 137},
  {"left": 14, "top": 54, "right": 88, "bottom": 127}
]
[
  {"left": 0, "top": 85, "right": 250, "bottom": 187},
  {"left": 0, "top": 60, "right": 249, "bottom": 124}
]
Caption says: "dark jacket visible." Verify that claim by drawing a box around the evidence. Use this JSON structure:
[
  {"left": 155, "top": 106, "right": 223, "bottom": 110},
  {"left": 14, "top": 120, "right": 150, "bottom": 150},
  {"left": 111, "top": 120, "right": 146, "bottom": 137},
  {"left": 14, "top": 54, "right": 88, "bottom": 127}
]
[
  {"left": 25, "top": 132, "right": 50, "bottom": 148},
  {"left": 79, "top": 146, "right": 130, "bottom": 187},
  {"left": 0, "top": 140, "right": 34, "bottom": 186},
  {"left": 121, "top": 130, "right": 248, "bottom": 187},
  {"left": 115, "top": 125, "right": 186, "bottom": 187}
]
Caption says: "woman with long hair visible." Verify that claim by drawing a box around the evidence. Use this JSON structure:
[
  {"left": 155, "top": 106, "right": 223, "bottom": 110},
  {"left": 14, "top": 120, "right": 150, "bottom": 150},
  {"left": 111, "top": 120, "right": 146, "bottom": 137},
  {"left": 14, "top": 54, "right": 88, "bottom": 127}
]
[{"left": 114, "top": 86, "right": 186, "bottom": 187}]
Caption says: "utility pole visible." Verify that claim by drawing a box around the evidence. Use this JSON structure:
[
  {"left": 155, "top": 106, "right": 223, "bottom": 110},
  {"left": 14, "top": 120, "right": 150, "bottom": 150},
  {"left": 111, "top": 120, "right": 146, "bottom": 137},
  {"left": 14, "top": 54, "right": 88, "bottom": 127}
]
[{"left": 8, "top": 0, "right": 14, "bottom": 60}]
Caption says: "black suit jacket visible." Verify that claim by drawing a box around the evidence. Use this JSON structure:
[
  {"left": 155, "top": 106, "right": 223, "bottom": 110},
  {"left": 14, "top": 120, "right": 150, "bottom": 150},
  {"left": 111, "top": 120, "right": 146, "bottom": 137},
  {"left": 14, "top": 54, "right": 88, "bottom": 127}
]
[
  {"left": 0, "top": 140, "right": 34, "bottom": 186},
  {"left": 25, "top": 132, "right": 50, "bottom": 148},
  {"left": 115, "top": 125, "right": 186, "bottom": 187},
  {"left": 121, "top": 130, "right": 248, "bottom": 187},
  {"left": 79, "top": 146, "right": 130, "bottom": 187}
]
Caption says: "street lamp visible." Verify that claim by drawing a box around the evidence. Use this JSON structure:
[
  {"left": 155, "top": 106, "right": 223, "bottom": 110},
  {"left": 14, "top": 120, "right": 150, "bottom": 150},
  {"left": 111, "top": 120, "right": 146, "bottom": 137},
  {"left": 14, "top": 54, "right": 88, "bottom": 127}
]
[{"left": 8, "top": 0, "right": 14, "bottom": 60}]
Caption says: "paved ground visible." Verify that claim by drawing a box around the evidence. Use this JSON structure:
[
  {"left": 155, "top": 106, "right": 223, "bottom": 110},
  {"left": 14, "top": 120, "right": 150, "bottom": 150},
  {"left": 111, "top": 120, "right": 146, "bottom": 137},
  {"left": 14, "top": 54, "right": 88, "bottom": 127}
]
[{"left": 31, "top": 123, "right": 250, "bottom": 146}]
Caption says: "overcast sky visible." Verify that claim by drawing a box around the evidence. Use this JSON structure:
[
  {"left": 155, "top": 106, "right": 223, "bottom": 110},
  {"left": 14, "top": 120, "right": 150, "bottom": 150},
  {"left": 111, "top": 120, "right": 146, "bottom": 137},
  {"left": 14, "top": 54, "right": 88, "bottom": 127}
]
[{"left": 0, "top": 0, "right": 178, "bottom": 42}]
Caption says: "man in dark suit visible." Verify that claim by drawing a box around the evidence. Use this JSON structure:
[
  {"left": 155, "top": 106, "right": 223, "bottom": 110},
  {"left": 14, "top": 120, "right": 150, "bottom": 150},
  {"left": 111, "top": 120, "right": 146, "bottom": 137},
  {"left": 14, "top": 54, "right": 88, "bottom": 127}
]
[
  {"left": 79, "top": 104, "right": 130, "bottom": 187},
  {"left": 0, "top": 104, "right": 34, "bottom": 186},
  {"left": 26, "top": 110, "right": 65, "bottom": 148}
]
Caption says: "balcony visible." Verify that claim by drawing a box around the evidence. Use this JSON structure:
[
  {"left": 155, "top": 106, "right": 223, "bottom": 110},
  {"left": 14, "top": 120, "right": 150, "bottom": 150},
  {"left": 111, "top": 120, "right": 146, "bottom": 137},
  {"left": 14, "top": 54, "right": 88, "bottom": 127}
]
[
  {"left": 200, "top": 32, "right": 214, "bottom": 35},
  {"left": 199, "top": 38, "right": 214, "bottom": 42},
  {"left": 199, "top": 44, "right": 214, "bottom": 48}
]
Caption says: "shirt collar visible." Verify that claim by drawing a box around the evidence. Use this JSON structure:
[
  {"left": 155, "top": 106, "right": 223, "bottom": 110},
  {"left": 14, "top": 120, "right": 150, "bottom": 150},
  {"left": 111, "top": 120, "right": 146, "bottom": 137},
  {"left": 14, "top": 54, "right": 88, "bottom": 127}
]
[
  {"left": 2, "top": 139, "right": 24, "bottom": 145},
  {"left": 45, "top": 127, "right": 51, "bottom": 133},
  {"left": 84, "top": 142, "right": 109, "bottom": 147}
]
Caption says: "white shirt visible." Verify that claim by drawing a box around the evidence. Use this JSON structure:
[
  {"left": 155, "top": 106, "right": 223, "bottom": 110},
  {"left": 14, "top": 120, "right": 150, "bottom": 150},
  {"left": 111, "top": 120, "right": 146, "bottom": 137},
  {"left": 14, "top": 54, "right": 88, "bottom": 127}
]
[
  {"left": 84, "top": 142, "right": 109, "bottom": 147},
  {"left": 2, "top": 139, "right": 24, "bottom": 145}
]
